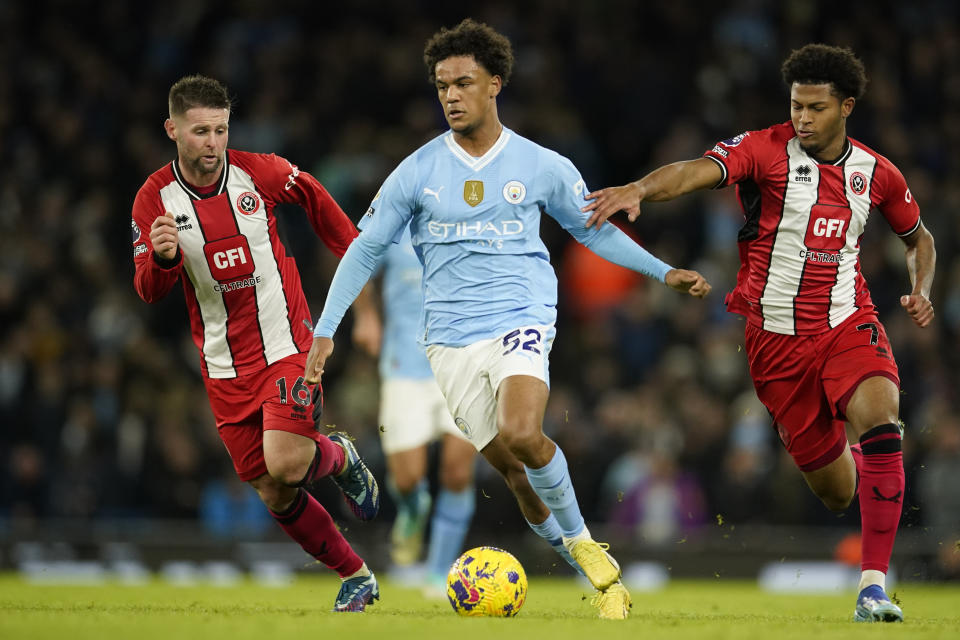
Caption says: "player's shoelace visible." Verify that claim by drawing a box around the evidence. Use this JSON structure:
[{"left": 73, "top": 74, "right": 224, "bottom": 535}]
[
  {"left": 570, "top": 540, "right": 621, "bottom": 591},
  {"left": 329, "top": 433, "right": 380, "bottom": 521}
]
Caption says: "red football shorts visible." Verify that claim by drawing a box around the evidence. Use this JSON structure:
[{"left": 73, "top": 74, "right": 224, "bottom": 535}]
[
  {"left": 204, "top": 352, "right": 323, "bottom": 481},
  {"left": 744, "top": 309, "right": 900, "bottom": 472}
]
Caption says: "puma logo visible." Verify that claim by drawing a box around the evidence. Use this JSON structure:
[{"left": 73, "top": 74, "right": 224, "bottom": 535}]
[
  {"left": 871, "top": 487, "right": 902, "bottom": 504},
  {"left": 423, "top": 186, "right": 444, "bottom": 202}
]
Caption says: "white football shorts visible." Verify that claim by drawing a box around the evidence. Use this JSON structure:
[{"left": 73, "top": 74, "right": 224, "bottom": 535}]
[
  {"left": 425, "top": 324, "right": 555, "bottom": 450},
  {"left": 378, "top": 377, "right": 466, "bottom": 454}
]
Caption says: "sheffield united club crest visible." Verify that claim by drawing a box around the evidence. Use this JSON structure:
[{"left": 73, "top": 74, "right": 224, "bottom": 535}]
[{"left": 237, "top": 191, "right": 261, "bottom": 215}]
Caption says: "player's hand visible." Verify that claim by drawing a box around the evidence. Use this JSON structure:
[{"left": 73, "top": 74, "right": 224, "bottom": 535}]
[
  {"left": 665, "top": 269, "right": 712, "bottom": 298},
  {"left": 582, "top": 182, "right": 643, "bottom": 229},
  {"left": 351, "top": 309, "right": 382, "bottom": 357},
  {"left": 900, "top": 293, "right": 934, "bottom": 328},
  {"left": 304, "top": 336, "right": 334, "bottom": 385},
  {"left": 150, "top": 211, "right": 179, "bottom": 260}
]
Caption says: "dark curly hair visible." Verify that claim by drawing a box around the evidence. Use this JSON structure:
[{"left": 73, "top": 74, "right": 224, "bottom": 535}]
[
  {"left": 781, "top": 44, "right": 867, "bottom": 100},
  {"left": 423, "top": 18, "right": 514, "bottom": 86},
  {"left": 168, "top": 75, "right": 231, "bottom": 118}
]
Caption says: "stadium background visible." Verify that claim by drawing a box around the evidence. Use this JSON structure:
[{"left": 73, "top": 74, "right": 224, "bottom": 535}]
[{"left": 1, "top": 0, "right": 957, "bottom": 581}]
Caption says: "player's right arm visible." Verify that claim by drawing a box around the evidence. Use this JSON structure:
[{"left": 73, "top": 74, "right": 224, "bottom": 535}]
[
  {"left": 304, "top": 233, "right": 390, "bottom": 384},
  {"left": 132, "top": 187, "right": 183, "bottom": 303},
  {"left": 304, "top": 160, "right": 416, "bottom": 384},
  {"left": 351, "top": 279, "right": 383, "bottom": 357},
  {"left": 583, "top": 157, "right": 723, "bottom": 229}
]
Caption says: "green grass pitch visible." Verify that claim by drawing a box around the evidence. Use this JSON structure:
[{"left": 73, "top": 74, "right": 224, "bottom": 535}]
[{"left": 2, "top": 574, "right": 958, "bottom": 640}]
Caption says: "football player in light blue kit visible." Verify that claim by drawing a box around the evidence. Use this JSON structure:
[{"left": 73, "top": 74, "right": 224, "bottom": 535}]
[
  {"left": 306, "top": 18, "right": 711, "bottom": 619},
  {"left": 352, "top": 225, "right": 477, "bottom": 597}
]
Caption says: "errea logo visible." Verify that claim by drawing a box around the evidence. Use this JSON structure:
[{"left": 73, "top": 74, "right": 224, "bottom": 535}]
[
  {"left": 794, "top": 164, "right": 812, "bottom": 183},
  {"left": 175, "top": 214, "right": 193, "bottom": 231}
]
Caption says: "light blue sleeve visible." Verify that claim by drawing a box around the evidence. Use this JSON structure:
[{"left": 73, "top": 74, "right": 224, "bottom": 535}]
[
  {"left": 314, "top": 233, "right": 388, "bottom": 338},
  {"left": 356, "top": 156, "right": 418, "bottom": 244},
  {"left": 314, "top": 158, "right": 418, "bottom": 338},
  {"left": 543, "top": 152, "right": 673, "bottom": 283}
]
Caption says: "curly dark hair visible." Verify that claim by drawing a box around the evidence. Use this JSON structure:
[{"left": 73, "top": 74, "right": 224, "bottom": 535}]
[
  {"left": 423, "top": 18, "right": 514, "bottom": 86},
  {"left": 781, "top": 44, "right": 867, "bottom": 100},
  {"left": 168, "top": 75, "right": 231, "bottom": 118}
]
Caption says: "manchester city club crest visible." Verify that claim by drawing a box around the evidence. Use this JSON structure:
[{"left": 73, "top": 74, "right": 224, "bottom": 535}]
[
  {"left": 502, "top": 180, "right": 526, "bottom": 204},
  {"left": 463, "top": 180, "right": 484, "bottom": 207},
  {"left": 454, "top": 416, "right": 472, "bottom": 438}
]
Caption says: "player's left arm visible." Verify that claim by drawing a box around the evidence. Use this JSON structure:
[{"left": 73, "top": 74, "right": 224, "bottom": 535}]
[
  {"left": 268, "top": 154, "right": 358, "bottom": 256},
  {"left": 899, "top": 222, "right": 935, "bottom": 328},
  {"left": 876, "top": 159, "right": 936, "bottom": 328},
  {"left": 546, "top": 155, "right": 711, "bottom": 298}
]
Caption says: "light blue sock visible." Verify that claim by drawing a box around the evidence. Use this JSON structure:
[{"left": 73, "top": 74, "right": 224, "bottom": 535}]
[
  {"left": 524, "top": 445, "right": 586, "bottom": 538},
  {"left": 425, "top": 486, "right": 475, "bottom": 581},
  {"left": 527, "top": 512, "right": 586, "bottom": 576}
]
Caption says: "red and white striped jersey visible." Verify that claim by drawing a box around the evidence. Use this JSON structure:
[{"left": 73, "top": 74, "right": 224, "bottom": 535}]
[
  {"left": 704, "top": 122, "right": 920, "bottom": 335},
  {"left": 132, "top": 150, "right": 357, "bottom": 378}
]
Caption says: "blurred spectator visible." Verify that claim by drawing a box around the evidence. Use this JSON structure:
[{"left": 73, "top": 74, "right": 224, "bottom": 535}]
[
  {"left": 200, "top": 472, "right": 274, "bottom": 539},
  {"left": 915, "top": 400, "right": 960, "bottom": 578}
]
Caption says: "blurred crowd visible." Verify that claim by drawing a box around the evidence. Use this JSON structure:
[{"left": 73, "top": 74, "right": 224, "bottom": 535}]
[{"left": 1, "top": 1, "right": 958, "bottom": 576}]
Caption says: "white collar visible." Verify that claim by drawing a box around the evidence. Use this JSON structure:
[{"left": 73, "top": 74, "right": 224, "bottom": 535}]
[{"left": 444, "top": 128, "right": 511, "bottom": 171}]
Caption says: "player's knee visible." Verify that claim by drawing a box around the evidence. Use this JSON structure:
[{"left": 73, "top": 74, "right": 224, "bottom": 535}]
[
  {"left": 264, "top": 451, "right": 309, "bottom": 487},
  {"left": 249, "top": 475, "right": 295, "bottom": 512},
  {"left": 817, "top": 486, "right": 856, "bottom": 512},
  {"left": 439, "top": 466, "right": 473, "bottom": 492},
  {"left": 391, "top": 472, "right": 422, "bottom": 494},
  {"left": 498, "top": 420, "right": 543, "bottom": 460}
]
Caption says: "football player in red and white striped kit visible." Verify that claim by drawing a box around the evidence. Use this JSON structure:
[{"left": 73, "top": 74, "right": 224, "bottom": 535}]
[
  {"left": 131, "top": 75, "right": 381, "bottom": 612},
  {"left": 583, "top": 44, "right": 935, "bottom": 623}
]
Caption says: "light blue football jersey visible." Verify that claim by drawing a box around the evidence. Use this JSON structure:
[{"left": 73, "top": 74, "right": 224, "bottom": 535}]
[
  {"left": 379, "top": 225, "right": 433, "bottom": 379},
  {"left": 316, "top": 127, "right": 670, "bottom": 346}
]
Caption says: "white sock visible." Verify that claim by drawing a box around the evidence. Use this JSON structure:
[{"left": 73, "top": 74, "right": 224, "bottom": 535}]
[
  {"left": 857, "top": 569, "right": 885, "bottom": 592},
  {"left": 343, "top": 562, "right": 371, "bottom": 581},
  {"left": 561, "top": 525, "right": 591, "bottom": 551}
]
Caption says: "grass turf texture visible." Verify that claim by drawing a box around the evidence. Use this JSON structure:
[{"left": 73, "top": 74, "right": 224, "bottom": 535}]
[{"left": 2, "top": 574, "right": 958, "bottom": 640}]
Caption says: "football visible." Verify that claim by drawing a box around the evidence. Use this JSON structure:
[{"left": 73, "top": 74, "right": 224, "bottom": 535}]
[{"left": 446, "top": 546, "right": 527, "bottom": 617}]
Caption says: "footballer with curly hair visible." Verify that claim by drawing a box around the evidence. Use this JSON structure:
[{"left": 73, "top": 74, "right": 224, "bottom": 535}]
[
  {"left": 306, "top": 18, "right": 713, "bottom": 620},
  {"left": 585, "top": 43, "right": 936, "bottom": 623}
]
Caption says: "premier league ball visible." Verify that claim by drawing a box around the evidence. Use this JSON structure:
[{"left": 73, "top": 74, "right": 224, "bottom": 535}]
[{"left": 446, "top": 546, "right": 527, "bottom": 617}]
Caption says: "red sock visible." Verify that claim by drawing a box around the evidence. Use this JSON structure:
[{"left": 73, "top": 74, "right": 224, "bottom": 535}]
[
  {"left": 270, "top": 488, "right": 363, "bottom": 577},
  {"left": 850, "top": 443, "right": 862, "bottom": 497},
  {"left": 856, "top": 424, "right": 904, "bottom": 573},
  {"left": 296, "top": 436, "right": 346, "bottom": 486}
]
